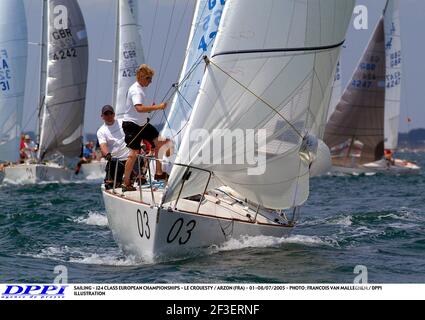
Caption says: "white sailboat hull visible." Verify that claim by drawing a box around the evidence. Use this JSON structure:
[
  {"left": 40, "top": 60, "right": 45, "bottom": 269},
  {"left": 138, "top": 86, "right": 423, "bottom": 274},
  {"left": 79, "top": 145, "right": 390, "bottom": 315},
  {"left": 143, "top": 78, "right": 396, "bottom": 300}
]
[
  {"left": 102, "top": 189, "right": 293, "bottom": 260},
  {"left": 3, "top": 164, "right": 71, "bottom": 184},
  {"left": 80, "top": 161, "right": 106, "bottom": 180},
  {"left": 362, "top": 158, "right": 420, "bottom": 174},
  {"left": 331, "top": 158, "right": 420, "bottom": 176}
]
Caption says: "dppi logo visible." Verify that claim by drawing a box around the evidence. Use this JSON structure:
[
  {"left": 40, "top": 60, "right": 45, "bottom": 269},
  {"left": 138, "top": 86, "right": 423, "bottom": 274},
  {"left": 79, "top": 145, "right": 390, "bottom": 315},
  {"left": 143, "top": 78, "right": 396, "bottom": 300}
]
[{"left": 2, "top": 285, "right": 68, "bottom": 299}]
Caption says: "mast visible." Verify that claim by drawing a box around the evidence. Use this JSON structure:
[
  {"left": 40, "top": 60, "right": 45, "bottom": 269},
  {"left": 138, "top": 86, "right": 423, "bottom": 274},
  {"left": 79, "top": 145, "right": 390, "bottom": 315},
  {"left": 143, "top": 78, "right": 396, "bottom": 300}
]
[
  {"left": 112, "top": 0, "right": 120, "bottom": 109},
  {"left": 37, "top": 0, "right": 48, "bottom": 160}
]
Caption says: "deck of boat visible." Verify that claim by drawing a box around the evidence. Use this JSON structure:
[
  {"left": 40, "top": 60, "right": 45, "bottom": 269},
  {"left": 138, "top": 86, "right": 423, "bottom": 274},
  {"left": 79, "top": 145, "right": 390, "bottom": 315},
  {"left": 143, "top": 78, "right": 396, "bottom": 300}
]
[{"left": 105, "top": 186, "right": 288, "bottom": 226}]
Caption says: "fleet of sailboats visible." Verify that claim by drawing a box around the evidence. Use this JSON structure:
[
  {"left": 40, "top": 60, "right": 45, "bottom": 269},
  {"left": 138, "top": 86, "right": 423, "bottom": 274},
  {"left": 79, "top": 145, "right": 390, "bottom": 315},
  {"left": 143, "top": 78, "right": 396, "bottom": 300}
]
[
  {"left": 324, "top": 0, "right": 420, "bottom": 175},
  {"left": 3, "top": 0, "right": 89, "bottom": 184},
  {"left": 0, "top": 0, "right": 423, "bottom": 260}
]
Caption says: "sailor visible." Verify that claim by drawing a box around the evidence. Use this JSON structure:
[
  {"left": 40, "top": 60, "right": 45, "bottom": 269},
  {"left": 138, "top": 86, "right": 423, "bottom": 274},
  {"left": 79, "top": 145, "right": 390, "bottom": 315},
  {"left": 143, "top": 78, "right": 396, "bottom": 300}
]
[
  {"left": 20, "top": 135, "right": 37, "bottom": 163},
  {"left": 121, "top": 64, "right": 169, "bottom": 192},
  {"left": 96, "top": 105, "right": 130, "bottom": 189},
  {"left": 384, "top": 149, "right": 395, "bottom": 167},
  {"left": 74, "top": 141, "right": 95, "bottom": 175}
]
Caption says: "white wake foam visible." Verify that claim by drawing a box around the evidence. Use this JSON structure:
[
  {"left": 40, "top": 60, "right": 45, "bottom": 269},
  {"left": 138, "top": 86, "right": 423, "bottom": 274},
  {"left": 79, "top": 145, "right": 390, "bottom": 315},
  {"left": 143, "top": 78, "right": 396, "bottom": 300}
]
[
  {"left": 210, "top": 234, "right": 336, "bottom": 253},
  {"left": 26, "top": 246, "right": 143, "bottom": 266}
]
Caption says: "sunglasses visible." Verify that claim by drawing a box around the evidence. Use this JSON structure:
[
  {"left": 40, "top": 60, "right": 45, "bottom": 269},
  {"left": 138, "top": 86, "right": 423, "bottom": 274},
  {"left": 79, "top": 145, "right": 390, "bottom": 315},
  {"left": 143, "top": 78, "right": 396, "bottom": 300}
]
[
  {"left": 103, "top": 111, "right": 114, "bottom": 116},
  {"left": 144, "top": 76, "right": 152, "bottom": 81}
]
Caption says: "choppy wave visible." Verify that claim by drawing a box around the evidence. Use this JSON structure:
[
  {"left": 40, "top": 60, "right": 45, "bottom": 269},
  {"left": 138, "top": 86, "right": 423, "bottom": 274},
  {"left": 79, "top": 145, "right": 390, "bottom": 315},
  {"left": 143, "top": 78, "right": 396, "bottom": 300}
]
[
  {"left": 26, "top": 246, "right": 142, "bottom": 266},
  {"left": 209, "top": 234, "right": 338, "bottom": 254},
  {"left": 72, "top": 211, "right": 108, "bottom": 227}
]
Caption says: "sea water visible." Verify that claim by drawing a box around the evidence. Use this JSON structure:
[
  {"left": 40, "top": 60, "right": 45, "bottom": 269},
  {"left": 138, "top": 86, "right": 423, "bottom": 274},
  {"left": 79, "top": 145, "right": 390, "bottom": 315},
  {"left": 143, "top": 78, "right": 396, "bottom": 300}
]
[{"left": 0, "top": 152, "right": 424, "bottom": 283}]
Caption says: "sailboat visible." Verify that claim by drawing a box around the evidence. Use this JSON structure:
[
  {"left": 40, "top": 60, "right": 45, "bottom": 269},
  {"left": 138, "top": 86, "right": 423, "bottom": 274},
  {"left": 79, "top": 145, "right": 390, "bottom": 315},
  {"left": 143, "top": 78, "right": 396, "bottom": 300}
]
[
  {"left": 324, "top": 0, "right": 420, "bottom": 175},
  {"left": 0, "top": 0, "right": 28, "bottom": 182},
  {"left": 4, "top": 0, "right": 89, "bottom": 184},
  {"left": 102, "top": 0, "right": 355, "bottom": 260},
  {"left": 80, "top": 0, "right": 143, "bottom": 180}
]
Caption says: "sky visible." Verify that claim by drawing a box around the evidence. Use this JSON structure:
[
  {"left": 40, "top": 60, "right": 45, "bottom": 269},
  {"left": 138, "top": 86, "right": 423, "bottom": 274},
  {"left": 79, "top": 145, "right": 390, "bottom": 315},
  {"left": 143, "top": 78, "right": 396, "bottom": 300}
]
[{"left": 21, "top": 0, "right": 425, "bottom": 135}]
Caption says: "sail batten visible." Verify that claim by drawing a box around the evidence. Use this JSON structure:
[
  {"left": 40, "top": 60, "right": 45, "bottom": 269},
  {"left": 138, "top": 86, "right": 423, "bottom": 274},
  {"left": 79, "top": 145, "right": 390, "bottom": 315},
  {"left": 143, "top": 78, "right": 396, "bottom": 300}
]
[
  {"left": 164, "top": 0, "right": 355, "bottom": 209},
  {"left": 0, "top": 0, "right": 28, "bottom": 162},
  {"left": 38, "top": 0, "right": 89, "bottom": 160}
]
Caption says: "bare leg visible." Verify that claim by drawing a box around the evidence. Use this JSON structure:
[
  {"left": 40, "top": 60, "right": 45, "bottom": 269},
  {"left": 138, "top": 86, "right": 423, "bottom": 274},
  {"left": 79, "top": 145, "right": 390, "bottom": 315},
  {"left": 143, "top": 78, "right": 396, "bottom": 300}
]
[
  {"left": 153, "top": 137, "right": 173, "bottom": 175},
  {"left": 124, "top": 149, "right": 138, "bottom": 186}
]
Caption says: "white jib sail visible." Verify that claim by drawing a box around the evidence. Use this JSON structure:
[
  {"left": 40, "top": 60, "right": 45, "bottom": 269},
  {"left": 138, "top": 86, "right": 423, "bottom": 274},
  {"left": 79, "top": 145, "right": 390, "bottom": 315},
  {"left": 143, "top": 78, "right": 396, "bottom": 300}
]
[
  {"left": 165, "top": 0, "right": 355, "bottom": 209},
  {"left": 161, "top": 0, "right": 225, "bottom": 149},
  {"left": 38, "top": 0, "right": 89, "bottom": 160},
  {"left": 114, "top": 0, "right": 144, "bottom": 119},
  {"left": 0, "top": 0, "right": 27, "bottom": 162},
  {"left": 384, "top": 0, "right": 401, "bottom": 150}
]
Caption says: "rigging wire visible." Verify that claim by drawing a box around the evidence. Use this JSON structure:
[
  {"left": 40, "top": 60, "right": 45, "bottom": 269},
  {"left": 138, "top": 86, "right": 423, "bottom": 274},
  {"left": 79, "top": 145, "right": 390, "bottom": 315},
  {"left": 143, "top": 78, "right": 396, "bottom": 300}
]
[
  {"left": 155, "top": 0, "right": 192, "bottom": 95},
  {"left": 152, "top": 0, "right": 177, "bottom": 102},
  {"left": 145, "top": 0, "right": 159, "bottom": 63}
]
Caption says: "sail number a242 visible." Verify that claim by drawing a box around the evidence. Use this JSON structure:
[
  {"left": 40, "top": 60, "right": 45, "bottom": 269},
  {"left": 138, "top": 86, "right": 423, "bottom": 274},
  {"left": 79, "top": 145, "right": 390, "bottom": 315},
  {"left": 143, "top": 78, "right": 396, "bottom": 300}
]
[{"left": 52, "top": 48, "right": 77, "bottom": 61}]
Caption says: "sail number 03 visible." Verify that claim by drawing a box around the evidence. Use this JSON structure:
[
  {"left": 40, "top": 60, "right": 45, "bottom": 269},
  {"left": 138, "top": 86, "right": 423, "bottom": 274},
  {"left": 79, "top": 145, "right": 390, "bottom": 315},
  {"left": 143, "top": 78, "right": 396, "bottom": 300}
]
[
  {"left": 137, "top": 209, "right": 151, "bottom": 239},
  {"left": 167, "top": 218, "right": 197, "bottom": 245}
]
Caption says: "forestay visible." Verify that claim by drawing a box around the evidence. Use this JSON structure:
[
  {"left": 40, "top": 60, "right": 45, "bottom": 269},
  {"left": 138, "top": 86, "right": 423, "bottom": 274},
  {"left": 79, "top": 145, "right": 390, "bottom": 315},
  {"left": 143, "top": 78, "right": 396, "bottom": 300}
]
[{"left": 165, "top": 0, "right": 355, "bottom": 209}]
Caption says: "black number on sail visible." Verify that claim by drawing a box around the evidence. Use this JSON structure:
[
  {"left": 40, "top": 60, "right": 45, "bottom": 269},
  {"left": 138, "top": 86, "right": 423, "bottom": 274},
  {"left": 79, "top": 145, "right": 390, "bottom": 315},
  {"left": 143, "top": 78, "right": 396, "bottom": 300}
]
[{"left": 53, "top": 49, "right": 77, "bottom": 61}]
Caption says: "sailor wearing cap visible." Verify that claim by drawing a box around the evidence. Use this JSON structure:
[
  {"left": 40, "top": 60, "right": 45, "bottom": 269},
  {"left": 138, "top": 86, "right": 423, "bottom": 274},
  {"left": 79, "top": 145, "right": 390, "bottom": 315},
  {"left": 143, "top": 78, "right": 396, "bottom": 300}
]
[{"left": 97, "top": 105, "right": 130, "bottom": 189}]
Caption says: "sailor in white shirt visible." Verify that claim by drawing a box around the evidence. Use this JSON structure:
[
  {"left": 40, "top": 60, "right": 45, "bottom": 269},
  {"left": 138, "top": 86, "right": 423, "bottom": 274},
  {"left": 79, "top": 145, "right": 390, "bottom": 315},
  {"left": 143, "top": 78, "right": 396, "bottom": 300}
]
[
  {"left": 97, "top": 105, "right": 130, "bottom": 189},
  {"left": 121, "top": 64, "right": 169, "bottom": 192}
]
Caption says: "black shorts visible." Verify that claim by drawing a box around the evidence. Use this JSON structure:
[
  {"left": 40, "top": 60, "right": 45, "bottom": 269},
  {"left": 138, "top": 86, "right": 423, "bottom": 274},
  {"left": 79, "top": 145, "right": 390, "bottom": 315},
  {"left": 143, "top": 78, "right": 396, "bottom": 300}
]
[{"left": 122, "top": 121, "right": 159, "bottom": 151}]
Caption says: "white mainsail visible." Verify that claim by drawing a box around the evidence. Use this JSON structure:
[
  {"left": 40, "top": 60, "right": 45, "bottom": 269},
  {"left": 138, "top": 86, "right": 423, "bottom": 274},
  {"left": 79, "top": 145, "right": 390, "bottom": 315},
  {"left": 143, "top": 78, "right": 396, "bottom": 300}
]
[
  {"left": 114, "top": 0, "right": 144, "bottom": 119},
  {"left": 0, "top": 0, "right": 27, "bottom": 162},
  {"left": 164, "top": 0, "right": 355, "bottom": 209},
  {"left": 38, "top": 0, "right": 89, "bottom": 160},
  {"left": 383, "top": 0, "right": 401, "bottom": 150},
  {"left": 161, "top": 0, "right": 225, "bottom": 148}
]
